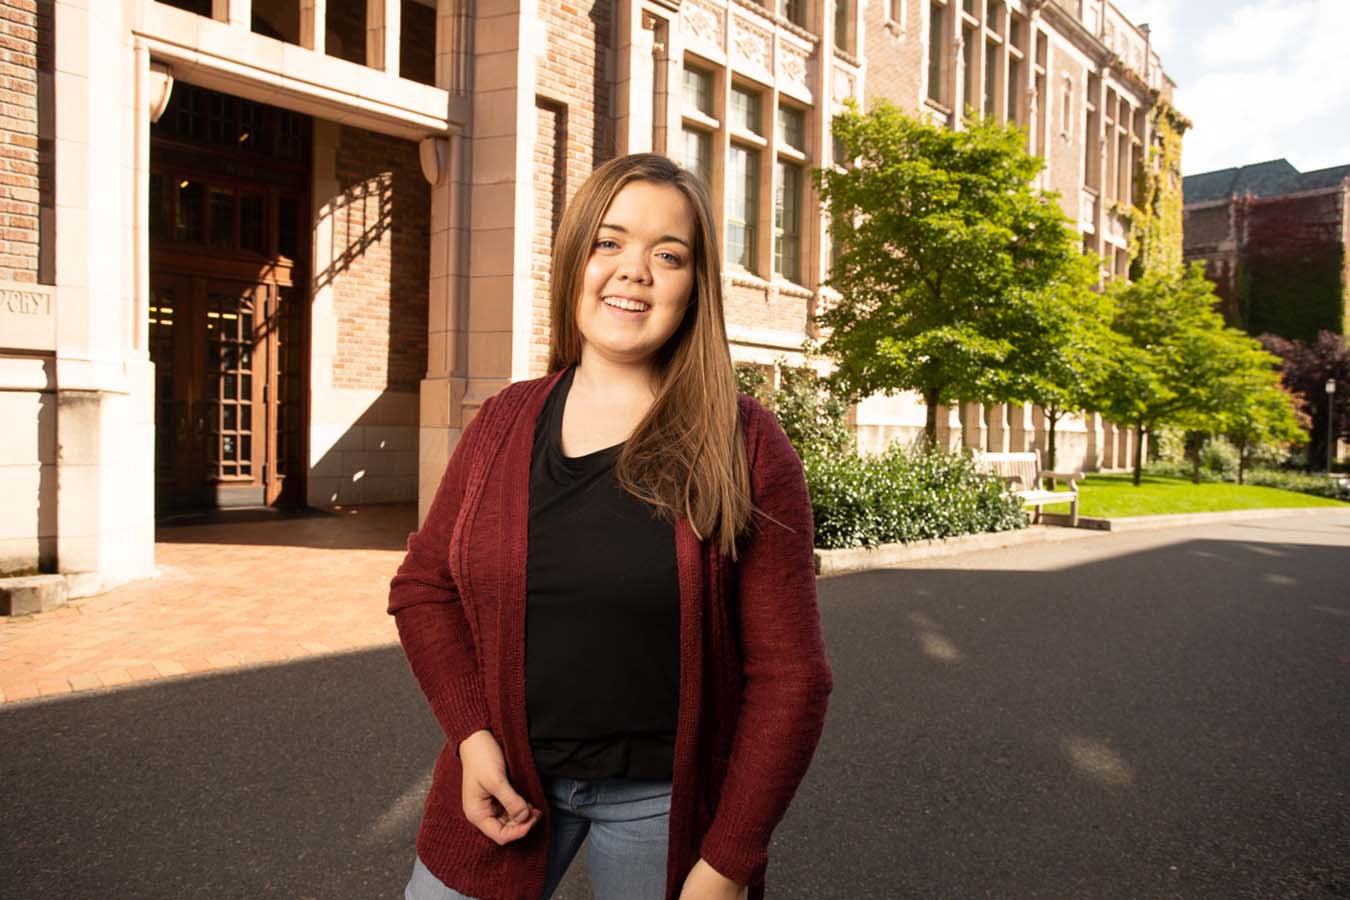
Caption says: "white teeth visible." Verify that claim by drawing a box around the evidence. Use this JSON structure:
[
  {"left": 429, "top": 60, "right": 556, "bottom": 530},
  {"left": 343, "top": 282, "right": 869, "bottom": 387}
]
[{"left": 603, "top": 296, "right": 650, "bottom": 312}]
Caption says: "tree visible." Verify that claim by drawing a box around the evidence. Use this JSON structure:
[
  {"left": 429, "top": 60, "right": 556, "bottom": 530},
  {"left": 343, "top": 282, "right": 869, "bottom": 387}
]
[
  {"left": 1009, "top": 253, "right": 1121, "bottom": 470},
  {"left": 813, "top": 102, "right": 1082, "bottom": 447},
  {"left": 1096, "top": 264, "right": 1284, "bottom": 486},
  {"left": 1217, "top": 379, "right": 1305, "bottom": 484},
  {"left": 1259, "top": 330, "right": 1350, "bottom": 468}
]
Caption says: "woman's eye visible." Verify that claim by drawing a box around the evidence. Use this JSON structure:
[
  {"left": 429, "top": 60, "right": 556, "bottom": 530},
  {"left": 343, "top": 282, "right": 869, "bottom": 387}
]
[
  {"left": 658, "top": 252, "right": 684, "bottom": 265},
  {"left": 595, "top": 239, "right": 619, "bottom": 250}
]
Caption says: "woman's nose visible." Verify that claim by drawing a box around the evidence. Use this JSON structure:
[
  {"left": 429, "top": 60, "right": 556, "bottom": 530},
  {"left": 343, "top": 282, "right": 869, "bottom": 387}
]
[{"left": 617, "top": 250, "right": 652, "bottom": 284}]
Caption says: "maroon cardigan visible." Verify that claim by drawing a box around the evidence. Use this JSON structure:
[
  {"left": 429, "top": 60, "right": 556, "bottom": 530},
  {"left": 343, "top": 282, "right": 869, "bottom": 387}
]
[{"left": 388, "top": 369, "right": 833, "bottom": 900}]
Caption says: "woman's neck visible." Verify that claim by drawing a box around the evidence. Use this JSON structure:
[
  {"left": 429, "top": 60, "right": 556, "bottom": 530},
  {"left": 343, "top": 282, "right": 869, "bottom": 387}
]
[{"left": 572, "top": 351, "right": 660, "bottom": 407}]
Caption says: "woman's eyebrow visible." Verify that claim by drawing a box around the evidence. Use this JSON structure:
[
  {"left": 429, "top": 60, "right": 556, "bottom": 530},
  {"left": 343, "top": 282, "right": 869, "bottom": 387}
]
[{"left": 597, "top": 222, "right": 691, "bottom": 250}]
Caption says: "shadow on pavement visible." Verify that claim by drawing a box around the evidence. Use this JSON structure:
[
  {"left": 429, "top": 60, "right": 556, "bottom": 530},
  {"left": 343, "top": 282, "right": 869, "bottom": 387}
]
[
  {"left": 3, "top": 535, "right": 1347, "bottom": 899},
  {"left": 154, "top": 504, "right": 418, "bottom": 553}
]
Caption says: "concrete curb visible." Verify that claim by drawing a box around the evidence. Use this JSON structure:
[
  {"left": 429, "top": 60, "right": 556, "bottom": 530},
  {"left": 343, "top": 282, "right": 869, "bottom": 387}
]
[
  {"left": 1072, "top": 505, "right": 1350, "bottom": 533},
  {"left": 814, "top": 525, "right": 1099, "bottom": 576},
  {"left": 812, "top": 506, "right": 1350, "bottom": 576}
]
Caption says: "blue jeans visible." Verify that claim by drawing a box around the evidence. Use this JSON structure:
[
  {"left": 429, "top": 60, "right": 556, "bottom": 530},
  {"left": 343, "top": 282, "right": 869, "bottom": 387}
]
[{"left": 404, "top": 774, "right": 673, "bottom": 900}]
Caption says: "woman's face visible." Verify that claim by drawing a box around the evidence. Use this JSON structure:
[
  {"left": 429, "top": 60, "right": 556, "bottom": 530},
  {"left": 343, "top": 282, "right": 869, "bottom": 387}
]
[{"left": 575, "top": 180, "right": 697, "bottom": 373}]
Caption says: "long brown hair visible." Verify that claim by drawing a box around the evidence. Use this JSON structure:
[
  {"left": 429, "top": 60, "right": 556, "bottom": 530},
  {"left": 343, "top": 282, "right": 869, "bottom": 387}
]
[{"left": 547, "top": 153, "right": 752, "bottom": 558}]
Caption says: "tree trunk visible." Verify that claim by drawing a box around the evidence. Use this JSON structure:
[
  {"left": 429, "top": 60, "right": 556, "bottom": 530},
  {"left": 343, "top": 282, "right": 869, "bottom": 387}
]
[
  {"left": 1133, "top": 424, "right": 1145, "bottom": 486},
  {"left": 1237, "top": 441, "right": 1248, "bottom": 485},
  {"left": 923, "top": 388, "right": 940, "bottom": 450}
]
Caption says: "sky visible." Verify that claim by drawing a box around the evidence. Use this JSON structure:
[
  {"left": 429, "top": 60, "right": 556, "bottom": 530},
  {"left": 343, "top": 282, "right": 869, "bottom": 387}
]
[{"left": 1110, "top": 0, "right": 1350, "bottom": 176}]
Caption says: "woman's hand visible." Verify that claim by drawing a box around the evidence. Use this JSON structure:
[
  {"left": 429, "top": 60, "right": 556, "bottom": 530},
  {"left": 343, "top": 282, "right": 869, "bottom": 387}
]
[
  {"left": 678, "top": 858, "right": 748, "bottom": 900},
  {"left": 458, "top": 729, "right": 541, "bottom": 845}
]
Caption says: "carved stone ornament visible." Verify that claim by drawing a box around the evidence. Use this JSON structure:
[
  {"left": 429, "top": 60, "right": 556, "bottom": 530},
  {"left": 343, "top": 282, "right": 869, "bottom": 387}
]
[
  {"left": 147, "top": 61, "right": 174, "bottom": 124},
  {"left": 832, "top": 65, "right": 855, "bottom": 103},
  {"left": 779, "top": 45, "right": 809, "bottom": 88},
  {"left": 682, "top": 0, "right": 724, "bottom": 48},
  {"left": 732, "top": 17, "right": 771, "bottom": 72}
]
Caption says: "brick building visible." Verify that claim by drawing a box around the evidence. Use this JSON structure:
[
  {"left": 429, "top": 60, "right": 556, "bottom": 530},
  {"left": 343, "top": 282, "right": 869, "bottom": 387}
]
[
  {"left": 1183, "top": 159, "right": 1350, "bottom": 340},
  {"left": 0, "top": 0, "right": 1175, "bottom": 595}
]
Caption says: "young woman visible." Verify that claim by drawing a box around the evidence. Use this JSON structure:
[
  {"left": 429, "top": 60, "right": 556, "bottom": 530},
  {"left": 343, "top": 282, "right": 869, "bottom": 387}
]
[{"left": 388, "top": 153, "right": 833, "bottom": 900}]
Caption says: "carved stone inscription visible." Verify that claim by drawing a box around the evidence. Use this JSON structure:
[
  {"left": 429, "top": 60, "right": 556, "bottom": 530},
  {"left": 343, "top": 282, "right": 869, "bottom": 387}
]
[{"left": 0, "top": 282, "right": 57, "bottom": 351}]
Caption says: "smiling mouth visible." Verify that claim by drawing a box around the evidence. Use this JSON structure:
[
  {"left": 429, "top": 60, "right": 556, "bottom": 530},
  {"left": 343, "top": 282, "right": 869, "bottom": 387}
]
[{"left": 602, "top": 295, "right": 652, "bottom": 313}]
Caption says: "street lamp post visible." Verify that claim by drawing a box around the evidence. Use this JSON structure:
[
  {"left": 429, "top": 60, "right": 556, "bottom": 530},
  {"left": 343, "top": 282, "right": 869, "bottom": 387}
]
[{"left": 1328, "top": 379, "right": 1338, "bottom": 473}]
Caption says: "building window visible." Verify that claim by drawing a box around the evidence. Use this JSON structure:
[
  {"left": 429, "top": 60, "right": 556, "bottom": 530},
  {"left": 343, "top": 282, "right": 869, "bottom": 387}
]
[
  {"left": 727, "top": 145, "right": 759, "bottom": 272},
  {"left": 832, "top": 130, "right": 849, "bottom": 168},
  {"left": 835, "top": 0, "right": 850, "bottom": 52},
  {"left": 775, "top": 161, "right": 802, "bottom": 282},
  {"left": 730, "top": 85, "right": 763, "bottom": 135},
  {"left": 681, "top": 127, "right": 712, "bottom": 188},
  {"left": 983, "top": 39, "right": 997, "bottom": 119},
  {"left": 962, "top": 26, "right": 975, "bottom": 111},
  {"left": 779, "top": 0, "right": 804, "bottom": 27},
  {"left": 927, "top": 1, "right": 947, "bottom": 104},
  {"left": 1007, "top": 56, "right": 1021, "bottom": 124},
  {"left": 683, "top": 66, "right": 714, "bottom": 116},
  {"left": 778, "top": 105, "right": 806, "bottom": 152},
  {"left": 1061, "top": 76, "right": 1073, "bottom": 137}
]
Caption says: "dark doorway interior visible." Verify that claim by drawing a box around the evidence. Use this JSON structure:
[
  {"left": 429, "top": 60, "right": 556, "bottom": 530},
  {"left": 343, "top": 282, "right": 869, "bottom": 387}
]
[{"left": 149, "top": 83, "right": 312, "bottom": 515}]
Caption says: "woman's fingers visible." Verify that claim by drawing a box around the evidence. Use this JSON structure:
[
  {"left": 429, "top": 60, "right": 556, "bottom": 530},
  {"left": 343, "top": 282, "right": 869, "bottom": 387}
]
[{"left": 463, "top": 771, "right": 540, "bottom": 845}]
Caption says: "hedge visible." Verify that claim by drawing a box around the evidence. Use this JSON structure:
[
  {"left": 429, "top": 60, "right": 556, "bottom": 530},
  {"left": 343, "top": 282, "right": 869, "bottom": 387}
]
[{"left": 804, "top": 446, "right": 1027, "bottom": 550}]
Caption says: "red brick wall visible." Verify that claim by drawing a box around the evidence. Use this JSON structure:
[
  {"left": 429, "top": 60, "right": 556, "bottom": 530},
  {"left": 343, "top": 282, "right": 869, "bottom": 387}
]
[
  {"left": 330, "top": 126, "right": 428, "bottom": 392},
  {"left": 0, "top": 0, "right": 42, "bottom": 283},
  {"left": 530, "top": 0, "right": 614, "bottom": 374},
  {"left": 723, "top": 281, "right": 810, "bottom": 334},
  {"left": 864, "top": 0, "right": 924, "bottom": 112}
]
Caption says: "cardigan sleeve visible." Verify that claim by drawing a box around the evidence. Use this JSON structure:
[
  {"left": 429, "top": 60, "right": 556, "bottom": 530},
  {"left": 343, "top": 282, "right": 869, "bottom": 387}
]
[
  {"left": 387, "top": 394, "right": 496, "bottom": 754},
  {"left": 698, "top": 400, "right": 834, "bottom": 887}
]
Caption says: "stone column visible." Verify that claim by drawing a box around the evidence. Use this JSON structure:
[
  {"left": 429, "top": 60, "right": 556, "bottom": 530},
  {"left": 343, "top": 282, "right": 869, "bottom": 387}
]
[
  {"left": 1117, "top": 425, "right": 1134, "bottom": 472},
  {"left": 1099, "top": 421, "right": 1116, "bottom": 468},
  {"left": 985, "top": 403, "right": 1011, "bottom": 453},
  {"left": 368, "top": 0, "right": 402, "bottom": 76},
  {"left": 49, "top": 0, "right": 155, "bottom": 596},
  {"left": 300, "top": 0, "right": 326, "bottom": 53},
  {"left": 615, "top": 6, "right": 657, "bottom": 154},
  {"left": 1082, "top": 411, "right": 1103, "bottom": 471},
  {"left": 212, "top": 0, "right": 251, "bottom": 27},
  {"left": 961, "top": 401, "right": 987, "bottom": 450},
  {"left": 934, "top": 403, "right": 960, "bottom": 451},
  {"left": 1007, "top": 402, "right": 1031, "bottom": 451}
]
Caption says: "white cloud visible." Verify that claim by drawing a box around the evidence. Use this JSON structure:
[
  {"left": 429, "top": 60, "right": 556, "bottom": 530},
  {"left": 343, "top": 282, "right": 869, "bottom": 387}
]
[
  {"left": 1195, "top": 0, "right": 1317, "bottom": 68},
  {"left": 1175, "top": 0, "right": 1350, "bottom": 173}
]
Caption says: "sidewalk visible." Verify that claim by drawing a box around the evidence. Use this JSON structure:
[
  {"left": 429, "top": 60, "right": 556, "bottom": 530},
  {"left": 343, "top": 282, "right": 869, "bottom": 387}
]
[{"left": 0, "top": 505, "right": 418, "bottom": 705}]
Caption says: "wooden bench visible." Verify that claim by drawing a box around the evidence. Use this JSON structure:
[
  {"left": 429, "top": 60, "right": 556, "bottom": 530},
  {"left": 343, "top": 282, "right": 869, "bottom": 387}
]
[{"left": 974, "top": 450, "right": 1084, "bottom": 527}]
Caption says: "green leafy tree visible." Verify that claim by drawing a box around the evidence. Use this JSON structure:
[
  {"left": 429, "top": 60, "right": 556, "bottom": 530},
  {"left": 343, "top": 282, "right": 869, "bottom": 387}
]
[
  {"left": 1097, "top": 264, "right": 1290, "bottom": 485},
  {"left": 1219, "top": 380, "right": 1305, "bottom": 483},
  {"left": 1010, "top": 253, "right": 1120, "bottom": 470},
  {"left": 813, "top": 102, "right": 1081, "bottom": 446}
]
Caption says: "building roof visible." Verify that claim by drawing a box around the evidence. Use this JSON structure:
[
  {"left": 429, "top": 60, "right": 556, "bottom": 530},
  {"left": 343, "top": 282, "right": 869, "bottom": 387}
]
[{"left": 1184, "top": 159, "right": 1350, "bottom": 205}]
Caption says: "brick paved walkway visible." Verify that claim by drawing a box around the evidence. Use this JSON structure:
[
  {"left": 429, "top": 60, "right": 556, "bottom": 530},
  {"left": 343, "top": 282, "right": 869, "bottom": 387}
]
[{"left": 0, "top": 505, "right": 418, "bottom": 705}]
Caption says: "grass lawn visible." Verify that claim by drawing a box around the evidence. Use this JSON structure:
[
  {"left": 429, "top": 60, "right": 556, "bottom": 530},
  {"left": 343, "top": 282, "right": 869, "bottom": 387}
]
[{"left": 1056, "top": 473, "right": 1348, "bottom": 519}]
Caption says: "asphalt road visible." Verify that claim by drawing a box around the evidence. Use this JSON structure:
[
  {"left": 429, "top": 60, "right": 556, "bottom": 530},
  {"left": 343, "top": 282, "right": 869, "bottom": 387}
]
[{"left": 3, "top": 510, "right": 1348, "bottom": 900}]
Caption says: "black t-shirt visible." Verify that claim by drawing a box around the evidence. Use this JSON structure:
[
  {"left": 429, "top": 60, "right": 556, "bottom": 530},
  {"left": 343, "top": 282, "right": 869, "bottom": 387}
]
[{"left": 525, "top": 366, "right": 681, "bottom": 780}]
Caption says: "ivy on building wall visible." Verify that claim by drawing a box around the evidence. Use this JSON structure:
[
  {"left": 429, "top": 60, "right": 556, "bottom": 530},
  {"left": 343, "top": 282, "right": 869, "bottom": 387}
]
[
  {"left": 1129, "top": 99, "right": 1189, "bottom": 279},
  {"left": 1238, "top": 206, "right": 1346, "bottom": 341}
]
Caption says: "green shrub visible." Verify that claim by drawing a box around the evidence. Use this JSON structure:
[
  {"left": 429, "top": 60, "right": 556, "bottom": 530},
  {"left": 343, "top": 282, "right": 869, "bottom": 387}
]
[
  {"left": 1199, "top": 439, "right": 1240, "bottom": 478},
  {"left": 736, "top": 360, "right": 852, "bottom": 458},
  {"left": 805, "top": 446, "right": 1027, "bottom": 549},
  {"left": 1244, "top": 468, "right": 1350, "bottom": 500}
]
